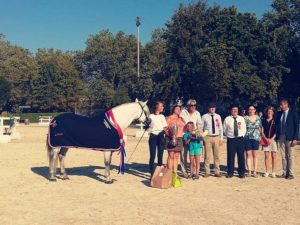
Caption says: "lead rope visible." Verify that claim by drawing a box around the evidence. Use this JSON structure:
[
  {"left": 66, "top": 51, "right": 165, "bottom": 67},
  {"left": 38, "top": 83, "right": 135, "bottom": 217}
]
[
  {"left": 126, "top": 128, "right": 147, "bottom": 164},
  {"left": 126, "top": 102, "right": 149, "bottom": 164},
  {"left": 111, "top": 128, "right": 147, "bottom": 177}
]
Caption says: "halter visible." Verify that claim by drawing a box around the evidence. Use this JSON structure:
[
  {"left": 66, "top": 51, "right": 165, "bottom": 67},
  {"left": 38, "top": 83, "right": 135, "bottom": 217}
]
[
  {"left": 126, "top": 102, "right": 150, "bottom": 164},
  {"left": 137, "top": 102, "right": 150, "bottom": 123}
]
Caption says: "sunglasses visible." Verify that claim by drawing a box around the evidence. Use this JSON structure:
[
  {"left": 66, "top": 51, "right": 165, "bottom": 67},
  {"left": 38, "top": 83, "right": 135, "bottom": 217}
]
[{"left": 189, "top": 104, "right": 196, "bottom": 107}]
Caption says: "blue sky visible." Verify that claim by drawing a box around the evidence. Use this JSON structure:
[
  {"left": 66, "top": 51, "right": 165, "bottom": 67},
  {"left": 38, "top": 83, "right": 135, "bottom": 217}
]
[{"left": 0, "top": 0, "right": 273, "bottom": 52}]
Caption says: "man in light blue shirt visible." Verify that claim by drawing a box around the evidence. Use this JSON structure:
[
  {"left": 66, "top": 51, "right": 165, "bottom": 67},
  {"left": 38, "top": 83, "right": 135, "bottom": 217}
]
[{"left": 201, "top": 103, "right": 223, "bottom": 177}]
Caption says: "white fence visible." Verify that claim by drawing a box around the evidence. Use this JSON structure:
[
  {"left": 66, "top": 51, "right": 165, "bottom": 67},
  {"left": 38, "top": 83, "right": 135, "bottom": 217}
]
[{"left": 38, "top": 116, "right": 52, "bottom": 126}]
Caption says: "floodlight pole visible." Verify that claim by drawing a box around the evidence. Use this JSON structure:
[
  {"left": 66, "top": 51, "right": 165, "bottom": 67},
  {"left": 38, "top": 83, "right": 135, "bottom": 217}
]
[{"left": 136, "top": 16, "right": 141, "bottom": 80}]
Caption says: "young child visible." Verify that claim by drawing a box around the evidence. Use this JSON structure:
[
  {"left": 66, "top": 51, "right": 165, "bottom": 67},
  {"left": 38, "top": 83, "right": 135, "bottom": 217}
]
[{"left": 183, "top": 122, "right": 203, "bottom": 180}]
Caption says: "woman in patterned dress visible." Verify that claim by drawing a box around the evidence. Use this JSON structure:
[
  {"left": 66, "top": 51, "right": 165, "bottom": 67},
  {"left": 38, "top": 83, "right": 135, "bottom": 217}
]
[{"left": 244, "top": 105, "right": 262, "bottom": 177}]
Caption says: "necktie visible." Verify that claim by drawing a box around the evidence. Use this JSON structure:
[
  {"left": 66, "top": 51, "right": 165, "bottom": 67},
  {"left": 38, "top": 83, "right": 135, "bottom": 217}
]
[
  {"left": 281, "top": 111, "right": 286, "bottom": 135},
  {"left": 233, "top": 117, "right": 238, "bottom": 137},
  {"left": 211, "top": 114, "right": 215, "bottom": 134}
]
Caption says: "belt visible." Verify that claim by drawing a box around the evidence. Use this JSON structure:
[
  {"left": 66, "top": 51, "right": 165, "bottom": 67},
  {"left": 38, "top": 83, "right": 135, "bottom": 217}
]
[
  {"left": 150, "top": 131, "right": 164, "bottom": 136},
  {"left": 227, "top": 136, "right": 244, "bottom": 139},
  {"left": 207, "top": 135, "right": 219, "bottom": 137}
]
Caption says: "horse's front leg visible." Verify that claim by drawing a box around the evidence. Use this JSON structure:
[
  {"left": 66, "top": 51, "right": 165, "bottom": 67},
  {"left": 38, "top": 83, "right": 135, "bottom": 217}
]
[
  {"left": 48, "top": 147, "right": 60, "bottom": 181},
  {"left": 58, "top": 147, "right": 69, "bottom": 180},
  {"left": 104, "top": 151, "right": 113, "bottom": 184}
]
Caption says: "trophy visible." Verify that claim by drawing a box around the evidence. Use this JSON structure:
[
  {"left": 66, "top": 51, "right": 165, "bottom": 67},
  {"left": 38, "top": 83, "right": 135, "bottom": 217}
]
[
  {"left": 191, "top": 129, "right": 201, "bottom": 143},
  {"left": 170, "top": 123, "right": 178, "bottom": 147}
]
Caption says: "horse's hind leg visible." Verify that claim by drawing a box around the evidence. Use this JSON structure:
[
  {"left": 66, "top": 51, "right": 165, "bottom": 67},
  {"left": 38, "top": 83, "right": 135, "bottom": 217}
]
[
  {"left": 104, "top": 151, "right": 113, "bottom": 184},
  {"left": 59, "top": 147, "right": 69, "bottom": 180},
  {"left": 48, "top": 148, "right": 60, "bottom": 181}
]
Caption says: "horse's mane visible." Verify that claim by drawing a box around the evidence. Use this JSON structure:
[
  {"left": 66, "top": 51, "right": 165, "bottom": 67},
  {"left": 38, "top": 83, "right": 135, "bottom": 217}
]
[{"left": 112, "top": 101, "right": 143, "bottom": 109}]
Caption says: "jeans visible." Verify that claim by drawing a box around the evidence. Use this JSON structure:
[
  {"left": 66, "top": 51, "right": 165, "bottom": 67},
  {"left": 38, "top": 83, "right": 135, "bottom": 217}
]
[{"left": 148, "top": 132, "right": 164, "bottom": 176}]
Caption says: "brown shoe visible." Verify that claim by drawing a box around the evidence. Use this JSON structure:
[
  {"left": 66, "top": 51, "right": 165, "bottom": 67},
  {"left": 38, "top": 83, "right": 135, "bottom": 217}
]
[
  {"left": 204, "top": 173, "right": 210, "bottom": 178},
  {"left": 215, "top": 173, "right": 222, "bottom": 178},
  {"left": 278, "top": 173, "right": 287, "bottom": 179}
]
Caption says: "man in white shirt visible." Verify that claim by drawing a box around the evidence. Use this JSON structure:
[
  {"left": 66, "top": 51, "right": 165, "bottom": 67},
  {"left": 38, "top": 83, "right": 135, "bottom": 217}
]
[
  {"left": 223, "top": 104, "right": 246, "bottom": 178},
  {"left": 180, "top": 99, "right": 202, "bottom": 174},
  {"left": 201, "top": 103, "right": 223, "bottom": 177},
  {"left": 180, "top": 99, "right": 202, "bottom": 129}
]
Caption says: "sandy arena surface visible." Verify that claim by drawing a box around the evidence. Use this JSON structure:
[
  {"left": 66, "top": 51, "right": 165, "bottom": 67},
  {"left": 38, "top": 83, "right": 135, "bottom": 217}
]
[{"left": 0, "top": 125, "right": 299, "bottom": 225}]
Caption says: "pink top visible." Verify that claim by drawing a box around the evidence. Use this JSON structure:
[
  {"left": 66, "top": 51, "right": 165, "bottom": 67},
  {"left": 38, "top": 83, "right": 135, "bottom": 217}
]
[{"left": 166, "top": 115, "right": 185, "bottom": 138}]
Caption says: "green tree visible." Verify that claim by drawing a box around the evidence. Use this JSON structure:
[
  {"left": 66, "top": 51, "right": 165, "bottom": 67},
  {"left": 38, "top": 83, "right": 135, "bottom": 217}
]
[
  {"left": 162, "top": 1, "right": 288, "bottom": 105},
  {"left": 137, "top": 28, "right": 167, "bottom": 102},
  {"left": 75, "top": 30, "right": 138, "bottom": 100},
  {"left": 263, "top": 0, "right": 300, "bottom": 100},
  {"left": 89, "top": 79, "right": 115, "bottom": 109},
  {"left": 0, "top": 35, "right": 38, "bottom": 111},
  {"left": 0, "top": 76, "right": 11, "bottom": 112},
  {"left": 32, "top": 49, "right": 86, "bottom": 112},
  {"left": 113, "top": 86, "right": 130, "bottom": 105}
]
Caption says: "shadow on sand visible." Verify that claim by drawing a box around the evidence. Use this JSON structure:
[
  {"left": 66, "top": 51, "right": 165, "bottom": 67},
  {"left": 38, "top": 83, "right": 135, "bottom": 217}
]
[
  {"left": 31, "top": 165, "right": 119, "bottom": 183},
  {"left": 125, "top": 162, "right": 151, "bottom": 187},
  {"left": 31, "top": 162, "right": 257, "bottom": 185}
]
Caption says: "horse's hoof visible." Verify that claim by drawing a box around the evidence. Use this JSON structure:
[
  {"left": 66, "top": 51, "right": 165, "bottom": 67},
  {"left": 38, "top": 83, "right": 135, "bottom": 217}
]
[
  {"left": 49, "top": 177, "right": 57, "bottom": 182},
  {"left": 60, "top": 174, "right": 69, "bottom": 180},
  {"left": 105, "top": 180, "right": 113, "bottom": 184}
]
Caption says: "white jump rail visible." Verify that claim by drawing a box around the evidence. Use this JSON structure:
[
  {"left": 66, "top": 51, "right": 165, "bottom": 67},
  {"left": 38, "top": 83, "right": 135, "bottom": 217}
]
[
  {"left": 38, "top": 116, "right": 52, "bottom": 126},
  {"left": 0, "top": 117, "right": 12, "bottom": 143},
  {"left": 135, "top": 123, "right": 149, "bottom": 138},
  {"left": 10, "top": 117, "right": 21, "bottom": 140},
  {"left": 13, "top": 117, "right": 20, "bottom": 125}
]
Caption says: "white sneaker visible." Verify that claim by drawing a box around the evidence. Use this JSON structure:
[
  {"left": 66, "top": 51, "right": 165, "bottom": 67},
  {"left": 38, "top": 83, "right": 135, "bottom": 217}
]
[
  {"left": 271, "top": 172, "right": 276, "bottom": 178},
  {"left": 263, "top": 172, "right": 269, "bottom": 177}
]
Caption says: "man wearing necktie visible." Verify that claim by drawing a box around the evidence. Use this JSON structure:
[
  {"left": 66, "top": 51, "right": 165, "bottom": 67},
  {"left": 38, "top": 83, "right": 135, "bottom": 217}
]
[
  {"left": 223, "top": 104, "right": 247, "bottom": 178},
  {"left": 276, "top": 99, "right": 299, "bottom": 179},
  {"left": 201, "top": 103, "right": 223, "bottom": 177}
]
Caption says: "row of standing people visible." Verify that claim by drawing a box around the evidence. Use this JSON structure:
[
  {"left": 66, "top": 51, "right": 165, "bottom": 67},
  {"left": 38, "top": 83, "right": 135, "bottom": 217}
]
[{"left": 148, "top": 98, "right": 299, "bottom": 180}]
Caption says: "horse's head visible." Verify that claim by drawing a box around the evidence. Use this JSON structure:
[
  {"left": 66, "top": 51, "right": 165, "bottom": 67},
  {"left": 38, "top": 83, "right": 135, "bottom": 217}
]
[{"left": 136, "top": 101, "right": 151, "bottom": 125}]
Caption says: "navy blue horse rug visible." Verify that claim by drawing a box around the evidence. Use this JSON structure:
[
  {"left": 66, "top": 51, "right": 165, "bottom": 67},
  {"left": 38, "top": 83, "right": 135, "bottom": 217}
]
[{"left": 48, "top": 112, "right": 122, "bottom": 151}]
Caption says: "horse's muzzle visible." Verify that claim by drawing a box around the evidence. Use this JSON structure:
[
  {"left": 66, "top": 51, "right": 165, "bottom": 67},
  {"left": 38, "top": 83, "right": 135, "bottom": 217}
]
[{"left": 143, "top": 119, "right": 152, "bottom": 130}]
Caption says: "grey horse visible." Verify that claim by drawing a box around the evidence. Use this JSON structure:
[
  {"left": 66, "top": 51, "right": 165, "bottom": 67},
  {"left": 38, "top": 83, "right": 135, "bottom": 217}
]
[{"left": 46, "top": 101, "right": 150, "bottom": 183}]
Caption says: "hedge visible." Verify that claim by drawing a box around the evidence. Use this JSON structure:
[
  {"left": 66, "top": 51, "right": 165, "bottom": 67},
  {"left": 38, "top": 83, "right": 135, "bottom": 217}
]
[{"left": 10, "top": 112, "right": 64, "bottom": 123}]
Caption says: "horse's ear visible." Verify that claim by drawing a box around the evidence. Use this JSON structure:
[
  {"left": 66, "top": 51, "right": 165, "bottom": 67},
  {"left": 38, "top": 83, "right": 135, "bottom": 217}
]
[
  {"left": 135, "top": 98, "right": 139, "bottom": 103},
  {"left": 142, "top": 100, "right": 148, "bottom": 106}
]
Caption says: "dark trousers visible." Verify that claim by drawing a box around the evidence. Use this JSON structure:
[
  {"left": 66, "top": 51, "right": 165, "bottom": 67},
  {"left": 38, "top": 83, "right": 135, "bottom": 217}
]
[
  {"left": 148, "top": 132, "right": 164, "bottom": 176},
  {"left": 227, "top": 137, "right": 245, "bottom": 176}
]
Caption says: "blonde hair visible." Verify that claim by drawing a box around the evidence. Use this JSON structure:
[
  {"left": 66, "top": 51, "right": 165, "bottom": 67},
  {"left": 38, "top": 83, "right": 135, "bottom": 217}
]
[
  {"left": 187, "top": 99, "right": 196, "bottom": 106},
  {"left": 184, "top": 121, "right": 194, "bottom": 132}
]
